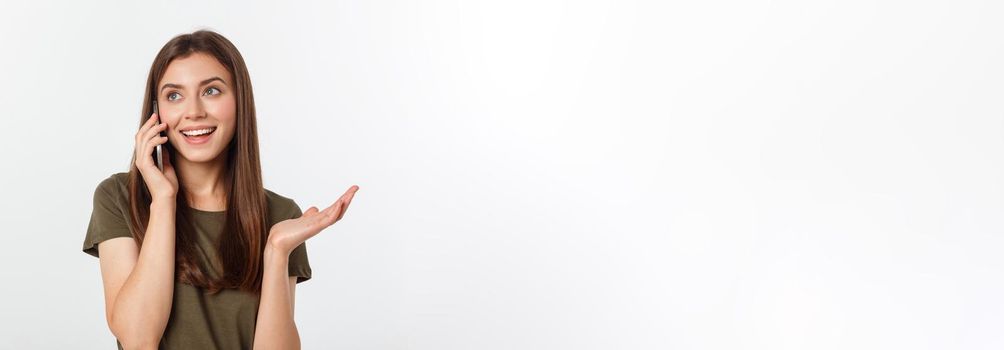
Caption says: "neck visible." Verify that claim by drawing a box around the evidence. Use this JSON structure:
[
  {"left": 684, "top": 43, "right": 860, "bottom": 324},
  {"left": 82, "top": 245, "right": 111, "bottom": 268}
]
[{"left": 176, "top": 152, "right": 229, "bottom": 210}]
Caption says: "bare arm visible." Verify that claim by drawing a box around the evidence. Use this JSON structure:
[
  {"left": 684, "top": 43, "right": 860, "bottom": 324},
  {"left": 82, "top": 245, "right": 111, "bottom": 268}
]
[
  {"left": 99, "top": 198, "right": 176, "bottom": 350},
  {"left": 253, "top": 186, "right": 359, "bottom": 349},
  {"left": 253, "top": 242, "right": 301, "bottom": 350}
]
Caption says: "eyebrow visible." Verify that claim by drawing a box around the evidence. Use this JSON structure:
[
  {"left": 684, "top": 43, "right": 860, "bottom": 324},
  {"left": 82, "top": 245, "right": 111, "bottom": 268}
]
[{"left": 160, "top": 76, "right": 227, "bottom": 92}]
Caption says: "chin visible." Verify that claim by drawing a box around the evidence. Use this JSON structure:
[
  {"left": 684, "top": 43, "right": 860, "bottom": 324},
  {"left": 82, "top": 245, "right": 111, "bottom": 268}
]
[{"left": 177, "top": 149, "right": 226, "bottom": 163}]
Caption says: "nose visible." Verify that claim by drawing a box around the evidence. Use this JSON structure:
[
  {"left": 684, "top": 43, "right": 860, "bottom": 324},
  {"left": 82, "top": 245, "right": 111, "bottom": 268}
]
[{"left": 182, "top": 98, "right": 207, "bottom": 120}]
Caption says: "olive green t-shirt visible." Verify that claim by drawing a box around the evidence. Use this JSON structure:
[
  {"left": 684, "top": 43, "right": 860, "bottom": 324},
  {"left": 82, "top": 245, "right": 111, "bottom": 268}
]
[{"left": 82, "top": 172, "right": 311, "bottom": 349}]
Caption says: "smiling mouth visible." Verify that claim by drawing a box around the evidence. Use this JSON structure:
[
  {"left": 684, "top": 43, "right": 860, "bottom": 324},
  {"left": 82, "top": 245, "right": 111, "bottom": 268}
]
[{"left": 181, "top": 127, "right": 217, "bottom": 138}]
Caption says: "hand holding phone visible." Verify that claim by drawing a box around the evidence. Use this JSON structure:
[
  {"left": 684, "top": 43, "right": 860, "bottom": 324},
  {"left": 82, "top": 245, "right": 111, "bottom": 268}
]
[{"left": 135, "top": 100, "right": 178, "bottom": 200}]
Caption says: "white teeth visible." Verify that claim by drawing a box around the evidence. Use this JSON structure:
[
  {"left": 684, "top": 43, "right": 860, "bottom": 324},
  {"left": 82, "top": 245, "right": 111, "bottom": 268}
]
[{"left": 182, "top": 127, "right": 216, "bottom": 136}]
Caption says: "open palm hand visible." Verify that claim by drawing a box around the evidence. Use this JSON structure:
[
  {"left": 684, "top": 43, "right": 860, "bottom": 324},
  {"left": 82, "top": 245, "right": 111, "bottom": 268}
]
[{"left": 268, "top": 185, "right": 359, "bottom": 254}]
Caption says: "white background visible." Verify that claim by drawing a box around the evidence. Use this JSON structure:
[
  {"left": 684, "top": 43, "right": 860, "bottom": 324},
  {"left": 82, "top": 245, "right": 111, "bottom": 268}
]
[{"left": 1, "top": 0, "right": 1002, "bottom": 349}]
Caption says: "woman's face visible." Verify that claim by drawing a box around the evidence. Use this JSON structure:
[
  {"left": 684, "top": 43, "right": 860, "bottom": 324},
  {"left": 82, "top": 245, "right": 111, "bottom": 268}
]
[{"left": 156, "top": 52, "right": 237, "bottom": 165}]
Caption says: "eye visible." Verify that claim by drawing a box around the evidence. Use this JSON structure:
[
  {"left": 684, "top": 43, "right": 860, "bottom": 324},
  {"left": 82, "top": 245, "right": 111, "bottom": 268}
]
[
  {"left": 204, "top": 87, "right": 221, "bottom": 96},
  {"left": 167, "top": 92, "right": 181, "bottom": 101}
]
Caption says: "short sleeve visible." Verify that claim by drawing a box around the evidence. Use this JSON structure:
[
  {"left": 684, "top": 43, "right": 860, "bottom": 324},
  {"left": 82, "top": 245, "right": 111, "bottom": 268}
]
[
  {"left": 286, "top": 200, "right": 312, "bottom": 284},
  {"left": 82, "top": 174, "right": 134, "bottom": 258}
]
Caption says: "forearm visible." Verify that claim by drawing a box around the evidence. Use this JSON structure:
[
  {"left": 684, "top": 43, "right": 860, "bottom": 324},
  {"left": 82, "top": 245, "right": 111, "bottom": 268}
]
[
  {"left": 253, "top": 243, "right": 300, "bottom": 350},
  {"left": 111, "top": 198, "right": 176, "bottom": 349}
]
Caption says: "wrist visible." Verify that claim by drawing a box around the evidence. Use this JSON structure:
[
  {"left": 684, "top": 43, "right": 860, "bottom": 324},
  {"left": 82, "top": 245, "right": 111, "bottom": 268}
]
[
  {"left": 264, "top": 239, "right": 292, "bottom": 259},
  {"left": 151, "top": 197, "right": 176, "bottom": 209}
]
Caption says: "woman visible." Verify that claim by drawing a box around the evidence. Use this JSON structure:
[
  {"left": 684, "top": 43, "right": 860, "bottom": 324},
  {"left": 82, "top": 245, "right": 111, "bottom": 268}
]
[{"left": 82, "top": 29, "right": 359, "bottom": 349}]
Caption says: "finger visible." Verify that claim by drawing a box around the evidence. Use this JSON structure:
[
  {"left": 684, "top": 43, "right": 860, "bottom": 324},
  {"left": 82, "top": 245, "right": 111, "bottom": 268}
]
[
  {"left": 140, "top": 113, "right": 158, "bottom": 132},
  {"left": 335, "top": 200, "right": 349, "bottom": 222},
  {"left": 137, "top": 113, "right": 159, "bottom": 142},
  {"left": 338, "top": 194, "right": 355, "bottom": 219},
  {"left": 141, "top": 124, "right": 167, "bottom": 160},
  {"left": 144, "top": 121, "right": 168, "bottom": 143},
  {"left": 141, "top": 136, "right": 169, "bottom": 170},
  {"left": 142, "top": 139, "right": 167, "bottom": 169},
  {"left": 303, "top": 206, "right": 319, "bottom": 217},
  {"left": 333, "top": 195, "right": 354, "bottom": 222},
  {"left": 136, "top": 117, "right": 164, "bottom": 163},
  {"left": 335, "top": 189, "right": 357, "bottom": 221},
  {"left": 323, "top": 204, "right": 343, "bottom": 226},
  {"left": 146, "top": 135, "right": 168, "bottom": 147},
  {"left": 344, "top": 185, "right": 359, "bottom": 196},
  {"left": 135, "top": 140, "right": 152, "bottom": 169},
  {"left": 320, "top": 199, "right": 342, "bottom": 218},
  {"left": 342, "top": 187, "right": 358, "bottom": 204},
  {"left": 321, "top": 200, "right": 345, "bottom": 226},
  {"left": 333, "top": 187, "right": 355, "bottom": 205},
  {"left": 322, "top": 186, "right": 358, "bottom": 221}
]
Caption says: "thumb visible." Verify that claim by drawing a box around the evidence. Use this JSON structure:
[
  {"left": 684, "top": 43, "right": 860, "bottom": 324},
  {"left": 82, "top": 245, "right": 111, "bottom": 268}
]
[{"left": 304, "top": 206, "right": 319, "bottom": 216}]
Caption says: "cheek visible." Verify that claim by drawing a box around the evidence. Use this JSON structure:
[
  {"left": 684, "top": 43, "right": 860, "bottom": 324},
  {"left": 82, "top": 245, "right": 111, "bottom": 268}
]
[
  {"left": 215, "top": 106, "right": 238, "bottom": 142},
  {"left": 163, "top": 116, "right": 182, "bottom": 133},
  {"left": 219, "top": 111, "right": 237, "bottom": 140},
  {"left": 207, "top": 99, "right": 237, "bottom": 124}
]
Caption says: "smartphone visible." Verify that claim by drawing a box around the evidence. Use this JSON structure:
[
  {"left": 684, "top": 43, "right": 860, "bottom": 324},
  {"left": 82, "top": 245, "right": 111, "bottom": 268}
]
[{"left": 153, "top": 101, "right": 164, "bottom": 171}]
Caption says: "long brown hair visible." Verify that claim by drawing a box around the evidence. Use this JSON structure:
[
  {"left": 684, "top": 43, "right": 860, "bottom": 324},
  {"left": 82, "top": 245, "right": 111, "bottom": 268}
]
[{"left": 127, "top": 30, "right": 269, "bottom": 294}]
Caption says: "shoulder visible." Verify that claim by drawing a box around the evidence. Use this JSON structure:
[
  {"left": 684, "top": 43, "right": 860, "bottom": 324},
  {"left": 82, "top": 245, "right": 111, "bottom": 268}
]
[
  {"left": 94, "top": 172, "right": 130, "bottom": 202},
  {"left": 99, "top": 171, "right": 129, "bottom": 188},
  {"left": 265, "top": 188, "right": 302, "bottom": 221}
]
